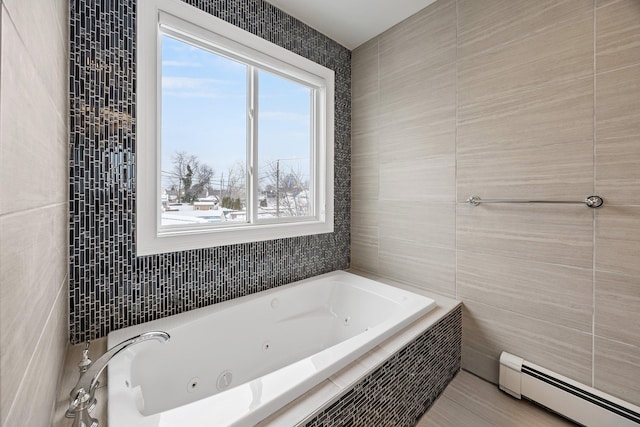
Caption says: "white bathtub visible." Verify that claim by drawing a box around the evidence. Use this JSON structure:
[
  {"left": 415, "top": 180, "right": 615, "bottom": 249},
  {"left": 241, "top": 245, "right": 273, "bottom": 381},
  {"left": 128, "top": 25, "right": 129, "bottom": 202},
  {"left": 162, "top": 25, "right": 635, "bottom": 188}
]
[{"left": 107, "top": 271, "right": 436, "bottom": 426}]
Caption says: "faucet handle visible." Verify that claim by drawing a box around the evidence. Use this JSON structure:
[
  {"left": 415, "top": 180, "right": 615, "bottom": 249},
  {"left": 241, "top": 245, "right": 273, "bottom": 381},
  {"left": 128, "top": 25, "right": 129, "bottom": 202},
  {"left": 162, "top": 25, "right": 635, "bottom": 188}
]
[
  {"left": 66, "top": 342, "right": 96, "bottom": 419},
  {"left": 79, "top": 341, "right": 92, "bottom": 373},
  {"left": 68, "top": 389, "right": 98, "bottom": 427}
]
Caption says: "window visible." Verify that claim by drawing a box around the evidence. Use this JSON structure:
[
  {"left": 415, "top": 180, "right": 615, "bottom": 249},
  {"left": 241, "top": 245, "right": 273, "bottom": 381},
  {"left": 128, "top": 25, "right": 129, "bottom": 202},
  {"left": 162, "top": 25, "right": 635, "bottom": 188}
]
[{"left": 137, "top": 0, "right": 334, "bottom": 255}]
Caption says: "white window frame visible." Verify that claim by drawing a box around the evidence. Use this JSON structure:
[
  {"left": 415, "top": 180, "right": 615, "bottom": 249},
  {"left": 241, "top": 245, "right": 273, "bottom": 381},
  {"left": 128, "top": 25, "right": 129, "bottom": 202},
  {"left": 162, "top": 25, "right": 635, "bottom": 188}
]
[{"left": 137, "top": 0, "right": 334, "bottom": 256}]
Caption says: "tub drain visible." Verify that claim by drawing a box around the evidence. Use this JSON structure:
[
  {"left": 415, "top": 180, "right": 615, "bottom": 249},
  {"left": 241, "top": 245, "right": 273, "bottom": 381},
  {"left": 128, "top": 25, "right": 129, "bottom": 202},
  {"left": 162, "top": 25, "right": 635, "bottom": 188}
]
[{"left": 217, "top": 370, "right": 233, "bottom": 391}]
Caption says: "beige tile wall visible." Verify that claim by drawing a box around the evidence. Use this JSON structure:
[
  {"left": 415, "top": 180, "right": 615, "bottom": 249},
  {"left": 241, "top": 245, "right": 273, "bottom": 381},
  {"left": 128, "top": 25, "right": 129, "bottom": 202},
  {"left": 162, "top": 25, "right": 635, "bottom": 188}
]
[
  {"left": 351, "top": 0, "right": 457, "bottom": 296},
  {"left": 0, "top": 0, "right": 69, "bottom": 426},
  {"left": 593, "top": 0, "right": 640, "bottom": 405},
  {"left": 352, "top": 0, "right": 640, "bottom": 406}
]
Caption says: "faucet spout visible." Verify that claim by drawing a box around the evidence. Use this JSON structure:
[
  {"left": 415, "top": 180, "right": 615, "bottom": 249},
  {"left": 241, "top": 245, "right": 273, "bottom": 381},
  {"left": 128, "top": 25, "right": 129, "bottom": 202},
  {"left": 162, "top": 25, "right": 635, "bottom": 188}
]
[
  {"left": 68, "top": 331, "right": 170, "bottom": 426},
  {"left": 72, "top": 331, "right": 170, "bottom": 397}
]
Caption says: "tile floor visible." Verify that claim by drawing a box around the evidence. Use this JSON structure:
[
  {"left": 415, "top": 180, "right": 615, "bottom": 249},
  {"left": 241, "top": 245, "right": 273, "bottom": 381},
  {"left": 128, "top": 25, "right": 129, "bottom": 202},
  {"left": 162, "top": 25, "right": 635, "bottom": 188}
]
[{"left": 417, "top": 370, "right": 577, "bottom": 426}]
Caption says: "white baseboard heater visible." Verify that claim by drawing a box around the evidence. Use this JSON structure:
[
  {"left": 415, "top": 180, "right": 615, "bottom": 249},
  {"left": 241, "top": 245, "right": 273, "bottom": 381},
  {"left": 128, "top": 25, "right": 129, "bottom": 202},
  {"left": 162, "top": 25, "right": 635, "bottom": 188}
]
[{"left": 499, "top": 352, "right": 640, "bottom": 426}]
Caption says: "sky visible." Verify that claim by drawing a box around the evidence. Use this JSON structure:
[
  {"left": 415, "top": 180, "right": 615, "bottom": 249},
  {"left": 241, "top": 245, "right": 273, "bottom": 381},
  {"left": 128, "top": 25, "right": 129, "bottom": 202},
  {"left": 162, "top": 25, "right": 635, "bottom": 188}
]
[{"left": 161, "top": 35, "right": 312, "bottom": 191}]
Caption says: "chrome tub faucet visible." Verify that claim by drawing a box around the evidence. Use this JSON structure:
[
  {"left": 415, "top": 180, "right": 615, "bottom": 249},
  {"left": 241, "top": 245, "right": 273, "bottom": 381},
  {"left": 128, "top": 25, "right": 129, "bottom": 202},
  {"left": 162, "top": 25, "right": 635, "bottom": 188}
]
[{"left": 67, "top": 331, "right": 170, "bottom": 427}]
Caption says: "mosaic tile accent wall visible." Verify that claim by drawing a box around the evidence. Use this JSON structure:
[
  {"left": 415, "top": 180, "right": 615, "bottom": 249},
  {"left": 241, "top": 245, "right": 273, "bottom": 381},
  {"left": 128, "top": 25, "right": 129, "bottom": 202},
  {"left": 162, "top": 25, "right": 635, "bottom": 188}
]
[
  {"left": 69, "top": 0, "right": 351, "bottom": 343},
  {"left": 303, "top": 306, "right": 462, "bottom": 427}
]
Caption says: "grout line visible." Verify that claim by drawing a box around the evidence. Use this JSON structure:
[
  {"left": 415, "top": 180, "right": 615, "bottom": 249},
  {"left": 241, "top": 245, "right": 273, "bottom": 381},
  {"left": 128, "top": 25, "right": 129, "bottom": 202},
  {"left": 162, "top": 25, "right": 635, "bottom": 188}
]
[
  {"left": 454, "top": 0, "right": 459, "bottom": 301},
  {"left": 455, "top": 247, "right": 595, "bottom": 272},
  {"left": 375, "top": 38, "right": 381, "bottom": 264},
  {"left": 465, "top": 298, "right": 593, "bottom": 336},
  {"left": 592, "top": 333, "right": 640, "bottom": 349},
  {"left": 0, "top": 201, "right": 68, "bottom": 219},
  {"left": 595, "top": 61, "right": 640, "bottom": 76},
  {"left": 595, "top": 0, "right": 626, "bottom": 10},
  {"left": 1, "top": 2, "right": 69, "bottom": 126},
  {"left": 3, "top": 278, "right": 68, "bottom": 426},
  {"left": 592, "top": 0, "right": 597, "bottom": 388}
]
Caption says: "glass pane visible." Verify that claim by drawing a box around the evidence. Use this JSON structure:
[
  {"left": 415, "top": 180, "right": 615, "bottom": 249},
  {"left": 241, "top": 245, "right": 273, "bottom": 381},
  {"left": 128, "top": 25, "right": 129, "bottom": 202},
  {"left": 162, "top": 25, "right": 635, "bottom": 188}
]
[
  {"left": 257, "top": 70, "right": 312, "bottom": 219},
  {"left": 161, "top": 35, "right": 248, "bottom": 226}
]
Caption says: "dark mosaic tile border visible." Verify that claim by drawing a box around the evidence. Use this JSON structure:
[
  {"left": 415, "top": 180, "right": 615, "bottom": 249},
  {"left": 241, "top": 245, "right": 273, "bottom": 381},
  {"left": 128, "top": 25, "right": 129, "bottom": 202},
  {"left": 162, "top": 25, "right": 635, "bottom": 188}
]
[
  {"left": 302, "top": 306, "right": 462, "bottom": 427},
  {"left": 69, "top": 0, "right": 351, "bottom": 343}
]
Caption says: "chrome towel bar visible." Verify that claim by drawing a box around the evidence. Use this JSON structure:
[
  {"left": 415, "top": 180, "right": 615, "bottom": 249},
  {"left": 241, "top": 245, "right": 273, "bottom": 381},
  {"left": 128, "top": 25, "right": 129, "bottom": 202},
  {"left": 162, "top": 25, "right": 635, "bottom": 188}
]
[{"left": 466, "top": 195, "right": 604, "bottom": 208}]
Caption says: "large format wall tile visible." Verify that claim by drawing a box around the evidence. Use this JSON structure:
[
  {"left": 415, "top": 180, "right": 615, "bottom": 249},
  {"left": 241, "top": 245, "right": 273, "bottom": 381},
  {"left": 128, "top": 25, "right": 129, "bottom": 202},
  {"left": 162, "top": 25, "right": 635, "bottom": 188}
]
[
  {"left": 377, "top": 0, "right": 456, "bottom": 200},
  {"left": 350, "top": 225, "right": 378, "bottom": 272},
  {"left": 596, "top": 63, "right": 640, "bottom": 140},
  {"left": 378, "top": 238, "right": 456, "bottom": 296},
  {"left": 461, "top": 346, "right": 502, "bottom": 384},
  {"left": 377, "top": 65, "right": 456, "bottom": 203},
  {"left": 457, "top": 203, "right": 593, "bottom": 269},
  {"left": 458, "top": 12, "right": 593, "bottom": 105},
  {"left": 3, "top": 281, "right": 68, "bottom": 427},
  {"left": 0, "top": 12, "right": 67, "bottom": 215},
  {"left": 351, "top": 32, "right": 380, "bottom": 278},
  {"left": 596, "top": 0, "right": 640, "bottom": 73},
  {"left": 351, "top": 153, "right": 379, "bottom": 200},
  {"left": 352, "top": 42, "right": 379, "bottom": 158},
  {"left": 457, "top": 78, "right": 594, "bottom": 201},
  {"left": 595, "top": 271, "right": 640, "bottom": 346},
  {"left": 351, "top": 39, "right": 378, "bottom": 99},
  {"left": 0, "top": 204, "right": 68, "bottom": 418},
  {"left": 457, "top": 0, "right": 591, "bottom": 59},
  {"left": 350, "top": 196, "right": 379, "bottom": 277},
  {"left": 596, "top": 135, "right": 640, "bottom": 205},
  {"left": 458, "top": 251, "right": 593, "bottom": 332},
  {"left": 379, "top": 0, "right": 456, "bottom": 81},
  {"left": 0, "top": 1, "right": 68, "bottom": 424},
  {"left": 3, "top": 0, "right": 68, "bottom": 113},
  {"left": 379, "top": 202, "right": 455, "bottom": 250},
  {"left": 380, "top": 156, "right": 455, "bottom": 202},
  {"left": 352, "top": 92, "right": 379, "bottom": 148},
  {"left": 596, "top": 206, "right": 640, "bottom": 276},
  {"left": 379, "top": 68, "right": 456, "bottom": 164},
  {"left": 463, "top": 301, "right": 593, "bottom": 386},
  {"left": 595, "top": 337, "right": 640, "bottom": 407},
  {"left": 378, "top": 118, "right": 455, "bottom": 166},
  {"left": 351, "top": 199, "right": 378, "bottom": 229}
]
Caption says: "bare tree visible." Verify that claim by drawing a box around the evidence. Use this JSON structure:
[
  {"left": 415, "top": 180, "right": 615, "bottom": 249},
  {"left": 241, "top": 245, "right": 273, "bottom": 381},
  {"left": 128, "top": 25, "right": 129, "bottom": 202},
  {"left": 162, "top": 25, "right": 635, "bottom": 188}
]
[
  {"left": 224, "top": 160, "right": 246, "bottom": 201},
  {"left": 164, "top": 151, "right": 215, "bottom": 203},
  {"left": 215, "top": 161, "right": 246, "bottom": 210},
  {"left": 165, "top": 151, "right": 194, "bottom": 201},
  {"left": 189, "top": 164, "right": 215, "bottom": 202}
]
